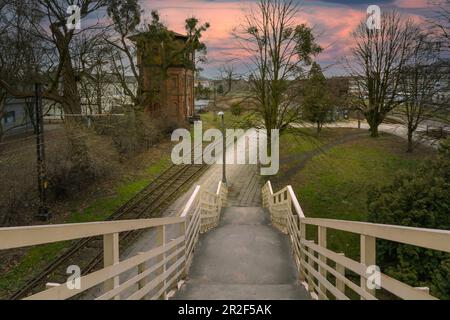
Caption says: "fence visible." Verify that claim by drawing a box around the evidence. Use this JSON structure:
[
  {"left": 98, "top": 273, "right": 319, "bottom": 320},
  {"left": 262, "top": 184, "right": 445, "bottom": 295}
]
[
  {"left": 262, "top": 181, "right": 450, "bottom": 300},
  {"left": 0, "top": 181, "right": 228, "bottom": 300}
]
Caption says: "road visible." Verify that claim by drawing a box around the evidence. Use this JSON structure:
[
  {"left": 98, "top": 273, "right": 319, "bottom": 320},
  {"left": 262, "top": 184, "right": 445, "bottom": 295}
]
[{"left": 307, "top": 120, "right": 447, "bottom": 149}]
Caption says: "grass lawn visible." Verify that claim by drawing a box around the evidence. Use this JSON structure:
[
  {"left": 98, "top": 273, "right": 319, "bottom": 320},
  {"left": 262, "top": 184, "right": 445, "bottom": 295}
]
[
  {"left": 200, "top": 110, "right": 258, "bottom": 130},
  {"left": 0, "top": 151, "right": 172, "bottom": 299},
  {"left": 272, "top": 128, "right": 434, "bottom": 261}
]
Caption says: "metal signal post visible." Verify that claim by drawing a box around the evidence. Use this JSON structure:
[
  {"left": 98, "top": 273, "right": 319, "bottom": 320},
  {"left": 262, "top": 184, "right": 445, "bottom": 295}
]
[{"left": 34, "top": 83, "right": 50, "bottom": 221}]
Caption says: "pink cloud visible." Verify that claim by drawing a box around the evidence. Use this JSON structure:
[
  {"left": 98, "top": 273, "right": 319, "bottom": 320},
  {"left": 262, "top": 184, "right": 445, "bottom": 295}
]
[
  {"left": 138, "top": 0, "right": 434, "bottom": 76},
  {"left": 394, "top": 0, "right": 433, "bottom": 9}
]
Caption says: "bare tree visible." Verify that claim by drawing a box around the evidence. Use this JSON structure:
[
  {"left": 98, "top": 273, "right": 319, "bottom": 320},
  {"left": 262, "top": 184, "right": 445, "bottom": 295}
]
[
  {"left": 429, "top": 0, "right": 449, "bottom": 57},
  {"left": 105, "top": 0, "right": 141, "bottom": 107},
  {"left": 73, "top": 28, "right": 119, "bottom": 114},
  {"left": 0, "top": 1, "right": 47, "bottom": 140},
  {"left": 347, "top": 11, "right": 417, "bottom": 137},
  {"left": 234, "top": 0, "right": 322, "bottom": 144},
  {"left": 0, "top": 0, "right": 108, "bottom": 118},
  {"left": 219, "top": 61, "right": 239, "bottom": 94},
  {"left": 396, "top": 32, "right": 445, "bottom": 152}
]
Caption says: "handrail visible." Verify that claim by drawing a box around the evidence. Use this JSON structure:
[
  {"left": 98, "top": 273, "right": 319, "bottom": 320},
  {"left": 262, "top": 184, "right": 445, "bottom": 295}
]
[
  {"left": 302, "top": 217, "right": 450, "bottom": 253},
  {"left": 180, "top": 185, "right": 201, "bottom": 218},
  {"left": 0, "top": 217, "right": 184, "bottom": 250},
  {"left": 262, "top": 181, "right": 449, "bottom": 300},
  {"left": 287, "top": 186, "right": 305, "bottom": 219}
]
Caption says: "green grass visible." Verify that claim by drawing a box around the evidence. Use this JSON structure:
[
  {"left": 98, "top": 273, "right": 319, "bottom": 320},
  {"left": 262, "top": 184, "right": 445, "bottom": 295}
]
[
  {"left": 276, "top": 130, "right": 431, "bottom": 260},
  {"left": 200, "top": 110, "right": 261, "bottom": 131},
  {"left": 0, "top": 156, "right": 172, "bottom": 298}
]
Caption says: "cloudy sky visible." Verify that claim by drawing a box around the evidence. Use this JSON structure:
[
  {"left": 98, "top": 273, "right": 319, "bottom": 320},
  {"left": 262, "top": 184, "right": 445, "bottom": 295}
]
[{"left": 138, "top": 0, "right": 439, "bottom": 78}]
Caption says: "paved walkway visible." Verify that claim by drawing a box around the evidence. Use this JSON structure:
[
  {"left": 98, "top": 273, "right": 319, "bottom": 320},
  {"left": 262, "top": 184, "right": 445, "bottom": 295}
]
[
  {"left": 324, "top": 121, "right": 442, "bottom": 149},
  {"left": 174, "top": 206, "right": 309, "bottom": 300}
]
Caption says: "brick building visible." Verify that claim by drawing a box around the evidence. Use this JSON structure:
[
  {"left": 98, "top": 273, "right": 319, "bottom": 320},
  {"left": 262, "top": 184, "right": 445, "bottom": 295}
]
[{"left": 131, "top": 31, "right": 195, "bottom": 124}]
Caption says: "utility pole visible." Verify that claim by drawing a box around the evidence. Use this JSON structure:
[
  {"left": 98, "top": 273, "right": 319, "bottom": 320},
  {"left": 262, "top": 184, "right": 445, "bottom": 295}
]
[
  {"left": 34, "top": 83, "right": 50, "bottom": 221},
  {"left": 218, "top": 111, "right": 227, "bottom": 186}
]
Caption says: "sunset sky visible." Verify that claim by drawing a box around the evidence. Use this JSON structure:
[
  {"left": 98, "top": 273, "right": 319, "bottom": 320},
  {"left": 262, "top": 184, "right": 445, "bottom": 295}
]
[{"left": 138, "top": 0, "right": 439, "bottom": 78}]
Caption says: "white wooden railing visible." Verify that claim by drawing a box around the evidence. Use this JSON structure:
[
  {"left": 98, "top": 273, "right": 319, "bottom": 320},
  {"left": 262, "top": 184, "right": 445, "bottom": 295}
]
[
  {"left": 262, "top": 181, "right": 450, "bottom": 300},
  {"left": 0, "top": 181, "right": 228, "bottom": 300}
]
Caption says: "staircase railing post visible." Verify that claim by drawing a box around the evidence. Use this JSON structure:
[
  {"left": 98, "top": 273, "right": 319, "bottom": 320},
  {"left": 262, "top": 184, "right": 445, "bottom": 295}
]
[
  {"left": 306, "top": 240, "right": 315, "bottom": 295},
  {"left": 318, "top": 226, "right": 327, "bottom": 299},
  {"left": 137, "top": 252, "right": 148, "bottom": 291},
  {"left": 156, "top": 225, "right": 167, "bottom": 299},
  {"left": 103, "top": 232, "right": 120, "bottom": 299},
  {"left": 336, "top": 253, "right": 346, "bottom": 295},
  {"left": 299, "top": 221, "right": 306, "bottom": 281},
  {"left": 360, "top": 235, "right": 376, "bottom": 299},
  {"left": 181, "top": 219, "right": 187, "bottom": 279}
]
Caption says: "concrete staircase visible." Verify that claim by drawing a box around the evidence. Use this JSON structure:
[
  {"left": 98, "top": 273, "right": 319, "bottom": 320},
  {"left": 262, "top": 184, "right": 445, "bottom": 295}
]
[{"left": 174, "top": 206, "right": 309, "bottom": 300}]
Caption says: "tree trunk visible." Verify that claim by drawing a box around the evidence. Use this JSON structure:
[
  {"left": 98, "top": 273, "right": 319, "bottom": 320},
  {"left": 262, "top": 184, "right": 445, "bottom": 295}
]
[
  {"left": 407, "top": 130, "right": 414, "bottom": 153},
  {"left": 365, "top": 109, "right": 384, "bottom": 138},
  {"left": 51, "top": 25, "right": 82, "bottom": 118},
  {"left": 317, "top": 122, "right": 322, "bottom": 134},
  {"left": 370, "top": 124, "right": 379, "bottom": 138}
]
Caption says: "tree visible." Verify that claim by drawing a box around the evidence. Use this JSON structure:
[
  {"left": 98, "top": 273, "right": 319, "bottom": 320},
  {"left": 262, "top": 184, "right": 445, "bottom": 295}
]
[
  {"left": 234, "top": 0, "right": 322, "bottom": 146},
  {"left": 217, "top": 84, "right": 224, "bottom": 95},
  {"left": 347, "top": 11, "right": 417, "bottom": 137},
  {"left": 219, "top": 61, "right": 239, "bottom": 94},
  {"left": 429, "top": 0, "right": 449, "bottom": 59},
  {"left": 0, "top": 0, "right": 109, "bottom": 118},
  {"left": 0, "top": 1, "right": 48, "bottom": 140},
  {"left": 396, "top": 32, "right": 445, "bottom": 152},
  {"left": 106, "top": 0, "right": 142, "bottom": 106},
  {"left": 302, "top": 62, "right": 332, "bottom": 134},
  {"left": 367, "top": 139, "right": 450, "bottom": 299}
]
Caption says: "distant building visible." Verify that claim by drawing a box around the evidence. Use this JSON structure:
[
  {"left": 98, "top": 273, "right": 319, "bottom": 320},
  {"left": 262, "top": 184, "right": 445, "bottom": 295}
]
[
  {"left": 79, "top": 74, "right": 137, "bottom": 115},
  {"left": 432, "top": 60, "right": 450, "bottom": 105},
  {"left": 195, "top": 76, "right": 213, "bottom": 89},
  {"left": 1, "top": 97, "right": 35, "bottom": 137},
  {"left": 195, "top": 99, "right": 210, "bottom": 112},
  {"left": 130, "top": 30, "right": 195, "bottom": 124}
]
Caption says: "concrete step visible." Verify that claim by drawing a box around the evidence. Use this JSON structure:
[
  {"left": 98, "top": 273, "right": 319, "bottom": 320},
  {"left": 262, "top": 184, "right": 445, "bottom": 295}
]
[
  {"left": 220, "top": 207, "right": 269, "bottom": 226},
  {"left": 174, "top": 283, "right": 309, "bottom": 300}
]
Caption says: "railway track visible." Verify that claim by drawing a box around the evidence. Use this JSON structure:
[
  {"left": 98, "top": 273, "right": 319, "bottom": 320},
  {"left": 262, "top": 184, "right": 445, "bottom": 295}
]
[{"left": 10, "top": 163, "right": 208, "bottom": 300}]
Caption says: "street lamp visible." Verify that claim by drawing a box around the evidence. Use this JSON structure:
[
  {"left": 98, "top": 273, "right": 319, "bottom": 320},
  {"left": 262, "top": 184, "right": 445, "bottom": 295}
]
[{"left": 218, "top": 111, "right": 227, "bottom": 186}]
